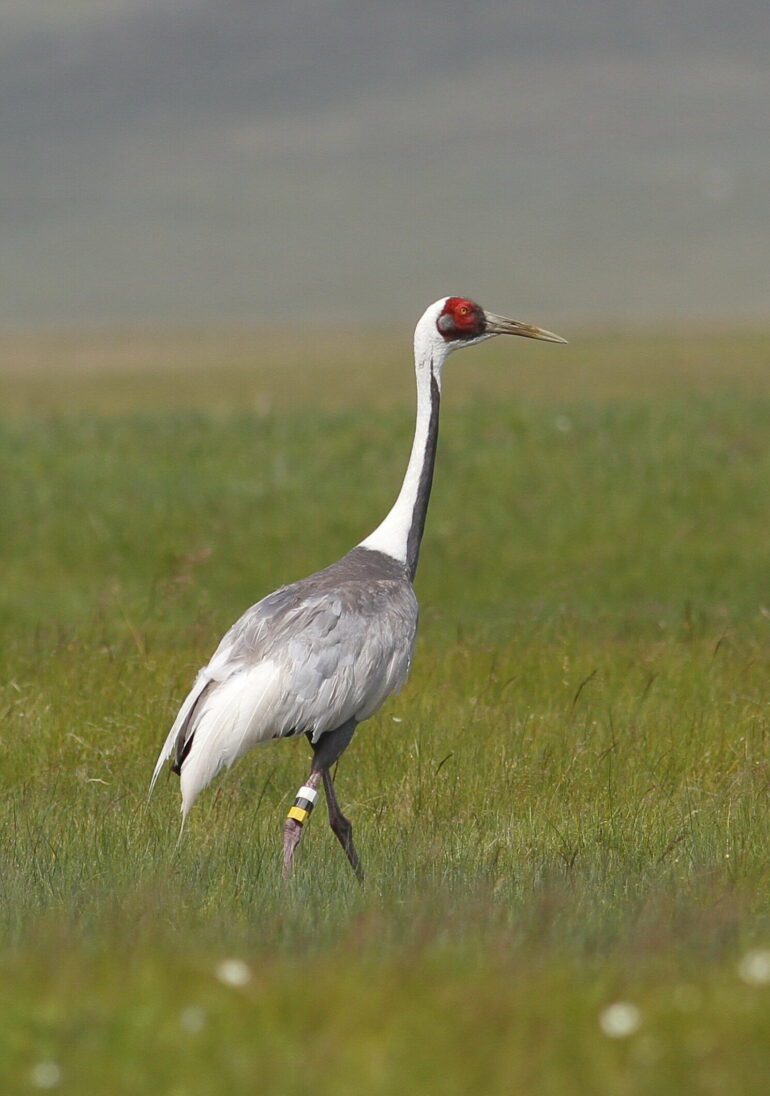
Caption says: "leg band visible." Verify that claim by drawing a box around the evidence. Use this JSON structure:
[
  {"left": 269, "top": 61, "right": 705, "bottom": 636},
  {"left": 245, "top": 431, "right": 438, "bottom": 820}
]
[
  {"left": 287, "top": 805, "right": 310, "bottom": 824},
  {"left": 286, "top": 785, "right": 318, "bottom": 827}
]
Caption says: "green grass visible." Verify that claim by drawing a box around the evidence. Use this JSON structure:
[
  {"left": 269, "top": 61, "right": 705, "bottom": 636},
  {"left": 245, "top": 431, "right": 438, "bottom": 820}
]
[{"left": 1, "top": 328, "right": 770, "bottom": 1093}]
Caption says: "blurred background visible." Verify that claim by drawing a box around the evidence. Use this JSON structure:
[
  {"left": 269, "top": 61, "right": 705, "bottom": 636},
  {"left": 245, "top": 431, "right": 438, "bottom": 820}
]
[{"left": 3, "top": 0, "right": 769, "bottom": 329}]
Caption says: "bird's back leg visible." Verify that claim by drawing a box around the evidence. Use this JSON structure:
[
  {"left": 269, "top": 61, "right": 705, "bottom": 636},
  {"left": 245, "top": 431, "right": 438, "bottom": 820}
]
[{"left": 282, "top": 768, "right": 321, "bottom": 879}]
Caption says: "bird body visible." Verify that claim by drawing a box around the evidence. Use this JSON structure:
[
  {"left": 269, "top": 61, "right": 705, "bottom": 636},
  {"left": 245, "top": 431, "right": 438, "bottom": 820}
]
[
  {"left": 150, "top": 547, "right": 417, "bottom": 818},
  {"left": 150, "top": 296, "right": 565, "bottom": 878}
]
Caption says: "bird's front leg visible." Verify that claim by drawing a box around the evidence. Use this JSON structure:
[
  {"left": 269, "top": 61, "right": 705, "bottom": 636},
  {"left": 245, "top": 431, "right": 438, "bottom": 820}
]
[{"left": 282, "top": 770, "right": 322, "bottom": 879}]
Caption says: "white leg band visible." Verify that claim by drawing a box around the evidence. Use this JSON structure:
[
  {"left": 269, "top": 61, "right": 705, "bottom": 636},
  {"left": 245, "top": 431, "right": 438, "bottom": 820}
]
[{"left": 297, "top": 785, "right": 319, "bottom": 804}]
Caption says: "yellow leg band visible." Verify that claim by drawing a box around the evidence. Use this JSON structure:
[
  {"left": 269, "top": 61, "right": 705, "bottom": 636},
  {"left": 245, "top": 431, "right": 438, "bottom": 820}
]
[{"left": 287, "top": 805, "right": 310, "bottom": 825}]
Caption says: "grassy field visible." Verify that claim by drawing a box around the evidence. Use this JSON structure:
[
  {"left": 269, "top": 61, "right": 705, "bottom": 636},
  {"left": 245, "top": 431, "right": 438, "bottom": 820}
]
[{"left": 1, "top": 324, "right": 770, "bottom": 1094}]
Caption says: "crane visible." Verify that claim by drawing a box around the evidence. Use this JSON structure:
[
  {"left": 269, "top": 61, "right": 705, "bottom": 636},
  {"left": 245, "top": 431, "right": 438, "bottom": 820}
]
[{"left": 149, "top": 297, "right": 565, "bottom": 880}]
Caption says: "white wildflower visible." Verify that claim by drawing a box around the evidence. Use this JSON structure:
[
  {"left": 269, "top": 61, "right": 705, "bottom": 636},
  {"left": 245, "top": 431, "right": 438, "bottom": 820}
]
[
  {"left": 30, "top": 1062, "right": 62, "bottom": 1089},
  {"left": 215, "top": 958, "right": 252, "bottom": 987},
  {"left": 737, "top": 949, "right": 770, "bottom": 986},
  {"left": 599, "top": 1002, "right": 641, "bottom": 1038},
  {"left": 179, "top": 1005, "right": 207, "bottom": 1033}
]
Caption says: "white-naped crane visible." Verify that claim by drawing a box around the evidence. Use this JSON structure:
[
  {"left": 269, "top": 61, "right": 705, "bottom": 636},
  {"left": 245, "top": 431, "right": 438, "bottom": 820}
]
[{"left": 149, "top": 297, "right": 565, "bottom": 880}]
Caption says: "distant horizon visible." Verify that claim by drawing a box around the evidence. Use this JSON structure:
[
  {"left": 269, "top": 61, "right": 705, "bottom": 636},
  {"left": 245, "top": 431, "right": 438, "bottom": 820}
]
[{"left": 3, "top": 308, "right": 770, "bottom": 336}]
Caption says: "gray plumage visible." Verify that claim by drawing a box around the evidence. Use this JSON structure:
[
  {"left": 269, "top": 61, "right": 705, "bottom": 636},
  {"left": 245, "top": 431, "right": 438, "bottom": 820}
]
[{"left": 150, "top": 547, "right": 417, "bottom": 818}]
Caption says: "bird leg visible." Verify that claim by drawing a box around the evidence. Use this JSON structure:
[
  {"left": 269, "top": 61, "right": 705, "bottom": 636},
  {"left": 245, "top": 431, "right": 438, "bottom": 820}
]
[
  {"left": 321, "top": 767, "right": 364, "bottom": 883},
  {"left": 282, "top": 769, "right": 321, "bottom": 879},
  {"left": 283, "top": 720, "right": 362, "bottom": 880},
  {"left": 311, "top": 718, "right": 363, "bottom": 882}
]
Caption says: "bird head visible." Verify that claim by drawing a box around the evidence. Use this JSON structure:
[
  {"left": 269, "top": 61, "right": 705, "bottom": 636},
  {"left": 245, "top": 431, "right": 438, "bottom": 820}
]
[{"left": 416, "top": 296, "right": 566, "bottom": 365}]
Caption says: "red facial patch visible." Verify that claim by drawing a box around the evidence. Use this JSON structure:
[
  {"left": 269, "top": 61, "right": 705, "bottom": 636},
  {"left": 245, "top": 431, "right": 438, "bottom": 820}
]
[{"left": 436, "top": 297, "right": 486, "bottom": 340}]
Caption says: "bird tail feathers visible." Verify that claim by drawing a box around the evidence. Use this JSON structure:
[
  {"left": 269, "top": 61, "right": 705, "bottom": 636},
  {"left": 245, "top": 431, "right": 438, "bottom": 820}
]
[{"left": 148, "top": 671, "right": 212, "bottom": 799}]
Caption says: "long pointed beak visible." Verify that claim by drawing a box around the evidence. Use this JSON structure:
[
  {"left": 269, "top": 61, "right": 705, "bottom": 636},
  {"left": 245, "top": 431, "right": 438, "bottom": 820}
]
[{"left": 484, "top": 311, "right": 567, "bottom": 344}]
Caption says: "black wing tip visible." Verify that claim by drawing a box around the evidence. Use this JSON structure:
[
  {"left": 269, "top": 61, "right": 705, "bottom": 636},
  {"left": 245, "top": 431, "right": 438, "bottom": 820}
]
[{"left": 172, "top": 729, "right": 195, "bottom": 775}]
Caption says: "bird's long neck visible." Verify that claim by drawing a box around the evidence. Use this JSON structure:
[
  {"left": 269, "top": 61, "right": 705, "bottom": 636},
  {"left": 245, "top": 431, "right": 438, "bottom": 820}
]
[{"left": 358, "top": 352, "right": 441, "bottom": 581}]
